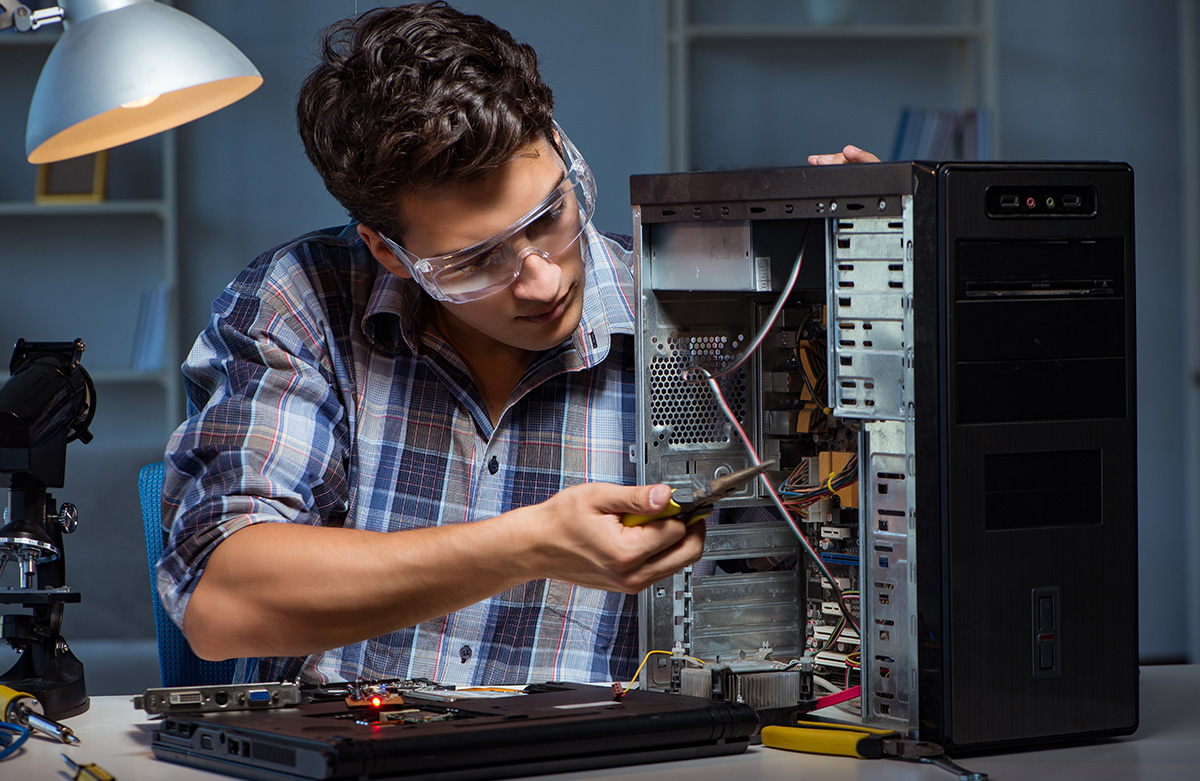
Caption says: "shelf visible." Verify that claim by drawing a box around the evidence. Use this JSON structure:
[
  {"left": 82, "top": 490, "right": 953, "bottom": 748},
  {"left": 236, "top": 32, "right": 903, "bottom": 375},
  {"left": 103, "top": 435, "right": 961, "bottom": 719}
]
[
  {"left": 663, "top": 0, "right": 999, "bottom": 171},
  {"left": 87, "top": 368, "right": 171, "bottom": 385},
  {"left": 0, "top": 369, "right": 169, "bottom": 386},
  {"left": 683, "top": 24, "right": 990, "bottom": 42},
  {"left": 0, "top": 200, "right": 167, "bottom": 218}
]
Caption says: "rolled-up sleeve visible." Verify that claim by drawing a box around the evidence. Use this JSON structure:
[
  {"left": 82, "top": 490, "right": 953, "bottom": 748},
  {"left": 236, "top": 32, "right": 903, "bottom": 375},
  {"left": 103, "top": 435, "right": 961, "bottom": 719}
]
[{"left": 156, "top": 245, "right": 354, "bottom": 629}]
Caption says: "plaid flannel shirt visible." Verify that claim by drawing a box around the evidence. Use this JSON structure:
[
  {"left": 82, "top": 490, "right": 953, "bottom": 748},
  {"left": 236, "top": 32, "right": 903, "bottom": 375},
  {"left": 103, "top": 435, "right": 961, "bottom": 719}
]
[{"left": 157, "top": 222, "right": 639, "bottom": 686}]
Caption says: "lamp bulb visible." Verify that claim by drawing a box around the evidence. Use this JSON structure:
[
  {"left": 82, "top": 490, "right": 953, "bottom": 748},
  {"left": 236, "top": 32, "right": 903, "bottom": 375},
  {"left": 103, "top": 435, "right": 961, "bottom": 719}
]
[{"left": 120, "top": 94, "right": 161, "bottom": 109}]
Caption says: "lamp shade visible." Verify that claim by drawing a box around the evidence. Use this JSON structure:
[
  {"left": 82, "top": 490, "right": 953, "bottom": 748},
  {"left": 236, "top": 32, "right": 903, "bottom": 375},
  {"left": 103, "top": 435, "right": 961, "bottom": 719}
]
[{"left": 26, "top": 0, "right": 262, "bottom": 163}]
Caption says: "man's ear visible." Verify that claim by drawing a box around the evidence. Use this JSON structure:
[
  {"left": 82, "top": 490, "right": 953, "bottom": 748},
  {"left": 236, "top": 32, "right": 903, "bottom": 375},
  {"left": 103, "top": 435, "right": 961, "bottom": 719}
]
[
  {"left": 550, "top": 122, "right": 565, "bottom": 162},
  {"left": 357, "top": 224, "right": 412, "bottom": 279}
]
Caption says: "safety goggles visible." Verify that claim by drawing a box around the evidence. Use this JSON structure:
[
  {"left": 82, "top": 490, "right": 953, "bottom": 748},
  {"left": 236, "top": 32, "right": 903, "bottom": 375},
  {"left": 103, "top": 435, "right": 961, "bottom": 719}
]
[{"left": 380, "top": 122, "right": 597, "bottom": 303}]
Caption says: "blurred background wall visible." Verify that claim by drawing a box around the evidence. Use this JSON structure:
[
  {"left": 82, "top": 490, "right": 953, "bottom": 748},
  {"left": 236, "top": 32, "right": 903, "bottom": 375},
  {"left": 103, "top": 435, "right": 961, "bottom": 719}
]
[{"left": 0, "top": 0, "right": 1194, "bottom": 692}]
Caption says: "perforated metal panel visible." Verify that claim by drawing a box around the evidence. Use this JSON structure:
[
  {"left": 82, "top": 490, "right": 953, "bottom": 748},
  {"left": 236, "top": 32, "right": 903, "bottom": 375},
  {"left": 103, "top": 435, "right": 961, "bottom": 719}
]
[
  {"left": 648, "top": 333, "right": 747, "bottom": 447},
  {"left": 827, "top": 206, "right": 914, "bottom": 422}
]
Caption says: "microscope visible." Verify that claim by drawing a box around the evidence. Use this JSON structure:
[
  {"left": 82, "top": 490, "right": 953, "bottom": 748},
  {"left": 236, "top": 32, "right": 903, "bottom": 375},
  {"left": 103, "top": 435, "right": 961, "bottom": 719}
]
[{"left": 0, "top": 339, "right": 95, "bottom": 719}]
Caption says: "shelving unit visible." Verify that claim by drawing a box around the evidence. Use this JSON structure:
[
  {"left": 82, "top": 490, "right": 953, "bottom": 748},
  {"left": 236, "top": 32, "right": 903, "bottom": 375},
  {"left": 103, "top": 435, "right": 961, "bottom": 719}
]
[
  {"left": 0, "top": 20, "right": 180, "bottom": 641},
  {"left": 662, "top": 0, "right": 998, "bottom": 171},
  {"left": 0, "top": 33, "right": 181, "bottom": 436}
]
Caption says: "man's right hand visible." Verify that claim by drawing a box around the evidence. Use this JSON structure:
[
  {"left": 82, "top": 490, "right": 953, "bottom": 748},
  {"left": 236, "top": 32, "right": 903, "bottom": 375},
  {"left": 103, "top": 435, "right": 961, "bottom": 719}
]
[{"left": 515, "top": 482, "right": 705, "bottom": 594}]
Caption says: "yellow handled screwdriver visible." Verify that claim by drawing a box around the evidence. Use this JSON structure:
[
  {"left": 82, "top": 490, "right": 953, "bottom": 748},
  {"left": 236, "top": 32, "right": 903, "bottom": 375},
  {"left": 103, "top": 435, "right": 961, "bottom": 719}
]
[
  {"left": 0, "top": 683, "right": 80, "bottom": 744},
  {"left": 622, "top": 462, "right": 773, "bottom": 526}
]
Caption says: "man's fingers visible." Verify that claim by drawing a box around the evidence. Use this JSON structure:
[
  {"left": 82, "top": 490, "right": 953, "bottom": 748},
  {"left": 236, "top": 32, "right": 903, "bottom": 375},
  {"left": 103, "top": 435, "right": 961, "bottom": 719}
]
[
  {"left": 808, "top": 145, "right": 881, "bottom": 166},
  {"left": 808, "top": 152, "right": 841, "bottom": 165},
  {"left": 646, "top": 484, "right": 673, "bottom": 511},
  {"left": 616, "top": 484, "right": 680, "bottom": 526},
  {"left": 627, "top": 524, "right": 706, "bottom": 590},
  {"left": 842, "top": 144, "right": 881, "bottom": 163}
]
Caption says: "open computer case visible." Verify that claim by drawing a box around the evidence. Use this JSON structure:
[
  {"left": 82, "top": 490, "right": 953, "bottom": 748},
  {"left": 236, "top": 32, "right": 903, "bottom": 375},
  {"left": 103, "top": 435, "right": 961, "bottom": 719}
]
[{"left": 631, "top": 162, "right": 1138, "bottom": 753}]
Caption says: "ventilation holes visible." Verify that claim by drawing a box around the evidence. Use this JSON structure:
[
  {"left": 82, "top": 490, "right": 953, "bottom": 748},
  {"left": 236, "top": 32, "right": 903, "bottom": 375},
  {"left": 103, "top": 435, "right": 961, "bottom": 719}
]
[{"left": 649, "top": 335, "right": 747, "bottom": 445}]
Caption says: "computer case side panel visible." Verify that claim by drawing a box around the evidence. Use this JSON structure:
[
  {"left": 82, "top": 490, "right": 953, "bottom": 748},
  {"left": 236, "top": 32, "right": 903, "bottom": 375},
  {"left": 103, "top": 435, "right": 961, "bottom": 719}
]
[
  {"left": 908, "top": 165, "right": 950, "bottom": 747},
  {"left": 926, "top": 163, "right": 1139, "bottom": 751}
]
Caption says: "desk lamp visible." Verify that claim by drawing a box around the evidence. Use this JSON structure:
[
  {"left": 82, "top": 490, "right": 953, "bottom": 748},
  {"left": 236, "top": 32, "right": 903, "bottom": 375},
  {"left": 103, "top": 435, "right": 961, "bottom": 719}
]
[
  {"left": 0, "top": 1, "right": 259, "bottom": 719},
  {"left": 1, "top": 0, "right": 262, "bottom": 163}
]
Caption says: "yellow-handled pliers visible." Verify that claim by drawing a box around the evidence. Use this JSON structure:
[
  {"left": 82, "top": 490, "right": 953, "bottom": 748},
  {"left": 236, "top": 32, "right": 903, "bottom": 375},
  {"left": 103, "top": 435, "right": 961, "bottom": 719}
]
[
  {"left": 761, "top": 717, "right": 988, "bottom": 780},
  {"left": 622, "top": 462, "right": 773, "bottom": 527}
]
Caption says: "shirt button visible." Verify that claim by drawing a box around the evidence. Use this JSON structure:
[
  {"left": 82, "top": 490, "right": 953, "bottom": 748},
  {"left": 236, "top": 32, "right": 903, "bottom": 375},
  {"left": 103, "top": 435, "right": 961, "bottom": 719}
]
[
  {"left": 460, "top": 645, "right": 473, "bottom": 663},
  {"left": 487, "top": 456, "right": 499, "bottom": 475}
]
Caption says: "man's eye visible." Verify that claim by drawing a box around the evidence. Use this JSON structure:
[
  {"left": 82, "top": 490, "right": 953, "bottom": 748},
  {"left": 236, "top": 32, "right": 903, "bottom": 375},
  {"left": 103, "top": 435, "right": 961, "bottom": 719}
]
[
  {"left": 440, "top": 248, "right": 502, "bottom": 280},
  {"left": 527, "top": 205, "right": 566, "bottom": 240}
]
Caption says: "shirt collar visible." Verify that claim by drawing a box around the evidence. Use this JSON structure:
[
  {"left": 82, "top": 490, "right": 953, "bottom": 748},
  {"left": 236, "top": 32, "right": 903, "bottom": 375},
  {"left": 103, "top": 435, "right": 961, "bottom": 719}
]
[{"left": 361, "top": 224, "right": 635, "bottom": 367}]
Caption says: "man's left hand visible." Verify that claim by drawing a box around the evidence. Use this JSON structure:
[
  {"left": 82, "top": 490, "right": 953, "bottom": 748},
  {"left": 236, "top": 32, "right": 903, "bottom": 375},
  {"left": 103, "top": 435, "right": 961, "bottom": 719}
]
[{"left": 808, "top": 145, "right": 881, "bottom": 166}]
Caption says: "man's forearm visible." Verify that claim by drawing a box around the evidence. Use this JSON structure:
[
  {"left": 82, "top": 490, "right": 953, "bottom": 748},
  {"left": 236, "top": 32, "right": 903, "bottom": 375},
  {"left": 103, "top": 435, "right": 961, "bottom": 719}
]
[
  {"left": 180, "top": 482, "right": 699, "bottom": 661},
  {"left": 181, "top": 516, "right": 532, "bottom": 660}
]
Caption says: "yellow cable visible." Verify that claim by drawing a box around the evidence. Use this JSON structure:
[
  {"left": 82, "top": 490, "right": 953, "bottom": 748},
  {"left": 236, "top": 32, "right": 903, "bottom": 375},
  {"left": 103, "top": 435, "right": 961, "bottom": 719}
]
[{"left": 620, "top": 650, "right": 705, "bottom": 695}]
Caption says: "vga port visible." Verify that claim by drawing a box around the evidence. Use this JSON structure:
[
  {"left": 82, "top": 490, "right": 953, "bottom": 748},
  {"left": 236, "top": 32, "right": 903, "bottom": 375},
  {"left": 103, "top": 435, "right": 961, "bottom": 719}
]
[{"left": 247, "top": 688, "right": 273, "bottom": 704}]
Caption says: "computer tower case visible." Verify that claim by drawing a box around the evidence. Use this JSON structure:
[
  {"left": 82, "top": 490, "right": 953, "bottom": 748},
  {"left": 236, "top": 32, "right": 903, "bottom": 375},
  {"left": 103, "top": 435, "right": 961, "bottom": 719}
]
[{"left": 630, "top": 162, "right": 1138, "bottom": 753}]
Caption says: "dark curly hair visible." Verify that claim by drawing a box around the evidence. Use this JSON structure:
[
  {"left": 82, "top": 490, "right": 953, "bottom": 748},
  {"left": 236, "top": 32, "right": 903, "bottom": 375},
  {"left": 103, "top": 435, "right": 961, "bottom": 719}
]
[{"left": 296, "top": 2, "right": 555, "bottom": 239}]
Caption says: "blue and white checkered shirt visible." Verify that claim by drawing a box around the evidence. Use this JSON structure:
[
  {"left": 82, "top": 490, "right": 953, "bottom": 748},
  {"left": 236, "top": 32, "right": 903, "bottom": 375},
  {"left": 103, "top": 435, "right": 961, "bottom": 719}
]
[{"left": 157, "top": 222, "right": 639, "bottom": 686}]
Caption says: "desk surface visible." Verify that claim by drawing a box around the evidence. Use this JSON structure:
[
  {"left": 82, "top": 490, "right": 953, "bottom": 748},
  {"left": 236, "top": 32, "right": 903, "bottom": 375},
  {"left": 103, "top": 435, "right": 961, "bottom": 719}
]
[{"left": 7, "top": 665, "right": 1198, "bottom": 780}]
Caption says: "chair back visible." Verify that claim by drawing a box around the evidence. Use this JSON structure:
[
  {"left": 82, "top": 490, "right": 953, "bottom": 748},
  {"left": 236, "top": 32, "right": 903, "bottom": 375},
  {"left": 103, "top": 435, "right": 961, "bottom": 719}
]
[{"left": 139, "top": 461, "right": 236, "bottom": 687}]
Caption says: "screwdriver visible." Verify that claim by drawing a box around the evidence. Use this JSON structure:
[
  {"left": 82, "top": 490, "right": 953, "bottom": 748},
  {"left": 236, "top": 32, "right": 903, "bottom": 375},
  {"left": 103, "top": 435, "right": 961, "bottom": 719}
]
[
  {"left": 62, "top": 753, "right": 117, "bottom": 780},
  {"left": 0, "top": 683, "right": 80, "bottom": 744}
]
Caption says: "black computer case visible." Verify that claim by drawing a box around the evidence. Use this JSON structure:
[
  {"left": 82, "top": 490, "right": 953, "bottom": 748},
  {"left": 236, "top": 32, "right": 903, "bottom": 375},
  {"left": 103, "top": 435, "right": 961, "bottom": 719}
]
[{"left": 630, "top": 162, "right": 1138, "bottom": 753}]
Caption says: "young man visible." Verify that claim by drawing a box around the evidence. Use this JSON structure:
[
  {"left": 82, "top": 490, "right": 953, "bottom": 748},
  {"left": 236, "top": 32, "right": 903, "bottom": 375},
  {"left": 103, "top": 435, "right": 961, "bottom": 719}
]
[
  {"left": 157, "top": 2, "right": 701, "bottom": 687},
  {"left": 157, "top": 2, "right": 877, "bottom": 688}
]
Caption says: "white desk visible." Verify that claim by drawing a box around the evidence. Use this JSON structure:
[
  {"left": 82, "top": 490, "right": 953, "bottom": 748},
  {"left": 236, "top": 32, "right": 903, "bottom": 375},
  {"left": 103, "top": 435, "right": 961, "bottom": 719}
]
[{"left": 7, "top": 665, "right": 1198, "bottom": 780}]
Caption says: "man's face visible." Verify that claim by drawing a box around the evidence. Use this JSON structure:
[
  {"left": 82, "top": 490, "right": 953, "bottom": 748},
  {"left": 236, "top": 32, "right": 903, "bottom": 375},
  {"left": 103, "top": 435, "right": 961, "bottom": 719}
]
[{"left": 361, "top": 136, "right": 587, "bottom": 357}]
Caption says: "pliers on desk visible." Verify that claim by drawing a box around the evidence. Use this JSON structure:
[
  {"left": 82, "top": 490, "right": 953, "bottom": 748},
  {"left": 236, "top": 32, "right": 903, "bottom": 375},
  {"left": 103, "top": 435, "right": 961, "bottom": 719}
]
[
  {"left": 761, "top": 718, "right": 988, "bottom": 781},
  {"left": 622, "top": 462, "right": 773, "bottom": 527}
]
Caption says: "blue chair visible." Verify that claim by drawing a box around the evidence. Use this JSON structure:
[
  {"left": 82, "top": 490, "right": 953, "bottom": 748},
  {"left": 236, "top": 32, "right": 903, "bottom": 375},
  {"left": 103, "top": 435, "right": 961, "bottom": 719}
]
[{"left": 139, "top": 462, "right": 237, "bottom": 687}]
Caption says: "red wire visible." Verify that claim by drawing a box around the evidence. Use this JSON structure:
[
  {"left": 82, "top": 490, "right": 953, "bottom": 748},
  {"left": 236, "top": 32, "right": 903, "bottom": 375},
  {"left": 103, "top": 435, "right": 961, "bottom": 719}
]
[{"left": 814, "top": 684, "right": 861, "bottom": 711}]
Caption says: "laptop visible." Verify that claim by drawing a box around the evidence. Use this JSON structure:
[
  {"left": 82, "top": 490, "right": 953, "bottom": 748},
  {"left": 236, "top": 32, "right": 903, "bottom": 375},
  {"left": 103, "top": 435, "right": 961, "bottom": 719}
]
[{"left": 150, "top": 681, "right": 759, "bottom": 780}]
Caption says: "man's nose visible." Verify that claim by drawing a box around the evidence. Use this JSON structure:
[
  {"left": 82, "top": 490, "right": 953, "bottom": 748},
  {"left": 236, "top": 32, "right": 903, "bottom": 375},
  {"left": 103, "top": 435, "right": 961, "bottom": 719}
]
[{"left": 509, "top": 247, "right": 561, "bottom": 299}]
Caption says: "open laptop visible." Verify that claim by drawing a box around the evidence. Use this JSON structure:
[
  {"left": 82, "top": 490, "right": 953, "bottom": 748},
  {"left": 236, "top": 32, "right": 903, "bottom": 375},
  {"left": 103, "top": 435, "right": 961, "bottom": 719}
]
[{"left": 150, "top": 681, "right": 759, "bottom": 780}]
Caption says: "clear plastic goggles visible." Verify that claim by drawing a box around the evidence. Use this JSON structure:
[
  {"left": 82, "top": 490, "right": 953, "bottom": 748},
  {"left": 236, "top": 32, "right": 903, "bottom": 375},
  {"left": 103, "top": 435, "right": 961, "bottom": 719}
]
[{"left": 380, "top": 122, "right": 597, "bottom": 303}]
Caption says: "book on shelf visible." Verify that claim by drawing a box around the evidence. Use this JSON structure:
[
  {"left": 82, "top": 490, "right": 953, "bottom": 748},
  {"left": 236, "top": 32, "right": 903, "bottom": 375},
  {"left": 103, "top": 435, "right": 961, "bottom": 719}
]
[
  {"left": 890, "top": 106, "right": 990, "bottom": 161},
  {"left": 131, "top": 283, "right": 169, "bottom": 373}
]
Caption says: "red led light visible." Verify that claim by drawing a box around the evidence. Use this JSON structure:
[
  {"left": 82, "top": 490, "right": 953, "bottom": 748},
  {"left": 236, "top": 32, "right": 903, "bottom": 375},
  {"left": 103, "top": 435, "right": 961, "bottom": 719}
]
[{"left": 371, "top": 696, "right": 383, "bottom": 708}]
